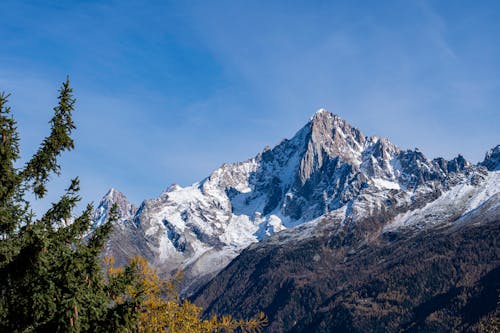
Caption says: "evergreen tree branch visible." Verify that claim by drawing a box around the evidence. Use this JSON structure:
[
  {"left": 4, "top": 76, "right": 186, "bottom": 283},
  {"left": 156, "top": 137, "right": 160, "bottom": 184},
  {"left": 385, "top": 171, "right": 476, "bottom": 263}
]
[{"left": 22, "top": 77, "right": 76, "bottom": 198}]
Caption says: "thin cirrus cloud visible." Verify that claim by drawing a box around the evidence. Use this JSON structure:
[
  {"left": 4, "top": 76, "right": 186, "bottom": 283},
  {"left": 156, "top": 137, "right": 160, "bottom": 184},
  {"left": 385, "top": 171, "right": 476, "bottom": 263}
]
[{"left": 0, "top": 0, "right": 499, "bottom": 212}]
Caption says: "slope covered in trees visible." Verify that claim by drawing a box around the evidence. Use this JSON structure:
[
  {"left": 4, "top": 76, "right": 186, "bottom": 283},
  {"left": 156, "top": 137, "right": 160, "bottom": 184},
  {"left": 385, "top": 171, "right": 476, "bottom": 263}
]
[{"left": 193, "top": 208, "right": 500, "bottom": 332}]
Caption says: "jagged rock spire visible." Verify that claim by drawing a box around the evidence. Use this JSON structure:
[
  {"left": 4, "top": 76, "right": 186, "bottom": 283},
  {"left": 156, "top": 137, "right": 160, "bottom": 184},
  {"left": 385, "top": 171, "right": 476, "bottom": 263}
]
[
  {"left": 300, "top": 109, "right": 365, "bottom": 182},
  {"left": 481, "top": 145, "right": 500, "bottom": 171},
  {"left": 93, "top": 188, "right": 137, "bottom": 228}
]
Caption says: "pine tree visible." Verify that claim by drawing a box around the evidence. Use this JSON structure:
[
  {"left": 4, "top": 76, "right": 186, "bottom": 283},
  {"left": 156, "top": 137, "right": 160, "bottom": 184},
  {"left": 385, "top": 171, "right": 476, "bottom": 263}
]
[{"left": 0, "top": 79, "right": 136, "bottom": 332}]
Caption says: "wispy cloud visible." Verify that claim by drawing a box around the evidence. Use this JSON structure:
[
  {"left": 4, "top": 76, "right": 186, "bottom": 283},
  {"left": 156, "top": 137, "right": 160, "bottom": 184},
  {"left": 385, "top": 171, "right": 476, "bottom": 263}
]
[{"left": 1, "top": 0, "right": 499, "bottom": 212}]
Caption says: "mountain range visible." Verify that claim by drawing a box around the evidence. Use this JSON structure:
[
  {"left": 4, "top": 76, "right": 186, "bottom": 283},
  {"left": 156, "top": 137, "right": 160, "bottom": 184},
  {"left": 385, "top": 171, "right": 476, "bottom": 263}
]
[{"left": 94, "top": 109, "right": 499, "bottom": 331}]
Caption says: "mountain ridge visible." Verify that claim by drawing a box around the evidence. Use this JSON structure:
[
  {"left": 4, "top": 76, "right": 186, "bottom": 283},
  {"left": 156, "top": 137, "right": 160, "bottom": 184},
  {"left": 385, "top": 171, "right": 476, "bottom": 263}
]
[{"left": 93, "top": 109, "right": 499, "bottom": 296}]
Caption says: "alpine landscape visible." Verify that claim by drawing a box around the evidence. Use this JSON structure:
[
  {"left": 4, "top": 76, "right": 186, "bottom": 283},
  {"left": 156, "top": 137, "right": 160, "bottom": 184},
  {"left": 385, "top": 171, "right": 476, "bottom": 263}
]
[
  {"left": 97, "top": 110, "right": 500, "bottom": 332},
  {"left": 1, "top": 1, "right": 499, "bottom": 332}
]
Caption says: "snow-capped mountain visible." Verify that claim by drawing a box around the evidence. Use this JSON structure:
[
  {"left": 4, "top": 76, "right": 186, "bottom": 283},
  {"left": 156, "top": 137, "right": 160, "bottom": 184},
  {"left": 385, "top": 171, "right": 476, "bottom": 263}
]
[
  {"left": 94, "top": 109, "right": 499, "bottom": 293},
  {"left": 93, "top": 188, "right": 137, "bottom": 228}
]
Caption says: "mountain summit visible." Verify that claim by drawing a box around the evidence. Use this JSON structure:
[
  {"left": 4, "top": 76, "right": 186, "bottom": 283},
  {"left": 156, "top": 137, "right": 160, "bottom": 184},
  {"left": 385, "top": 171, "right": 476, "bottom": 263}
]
[
  {"left": 93, "top": 188, "right": 137, "bottom": 228},
  {"left": 95, "top": 110, "right": 499, "bottom": 295}
]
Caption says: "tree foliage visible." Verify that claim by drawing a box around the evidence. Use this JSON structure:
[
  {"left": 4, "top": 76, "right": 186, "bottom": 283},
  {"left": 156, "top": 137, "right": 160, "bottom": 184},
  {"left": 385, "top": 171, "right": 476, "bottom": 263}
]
[
  {"left": 479, "top": 294, "right": 500, "bottom": 333},
  {"left": 106, "top": 256, "right": 267, "bottom": 333},
  {"left": 0, "top": 79, "right": 137, "bottom": 332}
]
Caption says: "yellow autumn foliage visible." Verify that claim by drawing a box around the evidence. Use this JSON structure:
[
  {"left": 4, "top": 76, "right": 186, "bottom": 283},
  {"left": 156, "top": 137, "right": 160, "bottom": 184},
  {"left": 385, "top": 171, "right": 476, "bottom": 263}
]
[{"left": 105, "top": 256, "right": 267, "bottom": 333}]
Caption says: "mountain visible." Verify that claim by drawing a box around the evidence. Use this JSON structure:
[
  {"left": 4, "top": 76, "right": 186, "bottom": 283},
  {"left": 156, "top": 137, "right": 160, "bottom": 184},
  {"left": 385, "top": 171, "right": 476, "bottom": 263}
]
[
  {"left": 192, "top": 167, "right": 499, "bottom": 332},
  {"left": 95, "top": 110, "right": 499, "bottom": 301}
]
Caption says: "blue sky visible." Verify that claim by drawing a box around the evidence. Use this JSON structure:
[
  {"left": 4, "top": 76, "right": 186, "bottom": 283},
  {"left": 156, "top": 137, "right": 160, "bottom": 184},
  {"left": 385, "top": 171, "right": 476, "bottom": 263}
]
[{"left": 1, "top": 0, "right": 499, "bottom": 213}]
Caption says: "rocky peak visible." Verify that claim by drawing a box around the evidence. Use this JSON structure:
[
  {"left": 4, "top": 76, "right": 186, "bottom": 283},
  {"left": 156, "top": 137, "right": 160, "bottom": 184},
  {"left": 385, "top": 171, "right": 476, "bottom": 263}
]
[
  {"left": 104, "top": 188, "right": 137, "bottom": 218},
  {"left": 360, "top": 137, "right": 400, "bottom": 180},
  {"left": 300, "top": 109, "right": 364, "bottom": 183},
  {"left": 310, "top": 109, "right": 365, "bottom": 155},
  {"left": 446, "top": 154, "right": 470, "bottom": 173},
  {"left": 93, "top": 188, "right": 137, "bottom": 228},
  {"left": 481, "top": 145, "right": 500, "bottom": 171},
  {"left": 165, "top": 184, "right": 183, "bottom": 192}
]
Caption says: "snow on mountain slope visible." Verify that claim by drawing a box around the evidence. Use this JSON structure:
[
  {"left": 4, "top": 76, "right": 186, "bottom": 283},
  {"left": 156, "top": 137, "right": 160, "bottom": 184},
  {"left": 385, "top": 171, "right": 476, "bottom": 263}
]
[
  {"left": 384, "top": 169, "right": 499, "bottom": 232},
  {"left": 95, "top": 109, "right": 498, "bottom": 293}
]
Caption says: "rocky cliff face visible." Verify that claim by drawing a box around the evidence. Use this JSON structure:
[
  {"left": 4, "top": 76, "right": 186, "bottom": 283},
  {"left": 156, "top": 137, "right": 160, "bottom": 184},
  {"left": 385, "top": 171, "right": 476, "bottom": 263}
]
[
  {"left": 482, "top": 144, "right": 500, "bottom": 171},
  {"left": 94, "top": 109, "right": 499, "bottom": 295}
]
